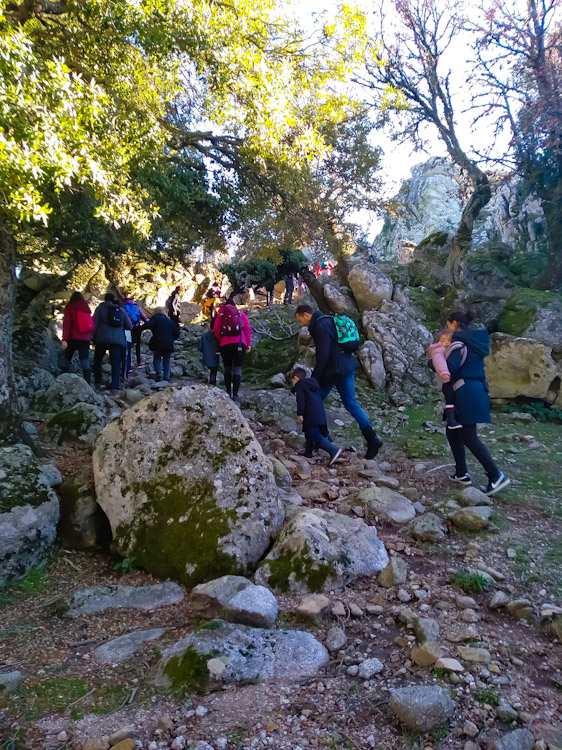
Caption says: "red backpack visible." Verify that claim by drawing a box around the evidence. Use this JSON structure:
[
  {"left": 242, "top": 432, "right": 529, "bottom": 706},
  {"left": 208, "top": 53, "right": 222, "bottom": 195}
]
[
  {"left": 219, "top": 305, "right": 241, "bottom": 338},
  {"left": 76, "top": 309, "right": 94, "bottom": 334}
]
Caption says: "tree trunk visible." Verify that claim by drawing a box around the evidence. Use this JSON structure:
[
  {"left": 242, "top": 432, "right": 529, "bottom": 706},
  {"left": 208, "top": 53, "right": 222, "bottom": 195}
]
[
  {"left": 446, "top": 169, "right": 492, "bottom": 286},
  {"left": 0, "top": 222, "right": 23, "bottom": 445},
  {"left": 298, "top": 265, "right": 331, "bottom": 313}
]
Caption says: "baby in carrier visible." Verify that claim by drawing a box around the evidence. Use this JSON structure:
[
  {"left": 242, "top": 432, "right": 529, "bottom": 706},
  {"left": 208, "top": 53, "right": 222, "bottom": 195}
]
[{"left": 426, "top": 330, "right": 462, "bottom": 430}]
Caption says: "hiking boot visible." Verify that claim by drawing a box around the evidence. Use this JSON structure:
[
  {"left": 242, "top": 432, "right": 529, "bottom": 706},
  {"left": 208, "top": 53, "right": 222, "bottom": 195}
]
[
  {"left": 329, "top": 447, "right": 343, "bottom": 466},
  {"left": 445, "top": 409, "right": 462, "bottom": 430},
  {"left": 361, "top": 427, "right": 383, "bottom": 460},
  {"left": 449, "top": 472, "right": 472, "bottom": 486},
  {"left": 232, "top": 395, "right": 241, "bottom": 405},
  {"left": 485, "top": 472, "right": 510, "bottom": 496}
]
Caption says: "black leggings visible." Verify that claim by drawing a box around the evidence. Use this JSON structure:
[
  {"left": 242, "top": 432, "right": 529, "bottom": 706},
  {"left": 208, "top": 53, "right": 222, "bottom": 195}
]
[
  {"left": 131, "top": 325, "right": 143, "bottom": 365},
  {"left": 447, "top": 424, "right": 499, "bottom": 480},
  {"left": 220, "top": 343, "right": 246, "bottom": 397}
]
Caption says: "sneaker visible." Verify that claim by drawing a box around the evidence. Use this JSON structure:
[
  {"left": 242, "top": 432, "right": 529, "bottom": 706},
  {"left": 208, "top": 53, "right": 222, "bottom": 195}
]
[
  {"left": 329, "top": 447, "right": 343, "bottom": 466},
  {"left": 485, "top": 472, "right": 510, "bottom": 496},
  {"left": 232, "top": 396, "right": 241, "bottom": 405},
  {"left": 445, "top": 409, "right": 462, "bottom": 430},
  {"left": 449, "top": 472, "right": 472, "bottom": 486}
]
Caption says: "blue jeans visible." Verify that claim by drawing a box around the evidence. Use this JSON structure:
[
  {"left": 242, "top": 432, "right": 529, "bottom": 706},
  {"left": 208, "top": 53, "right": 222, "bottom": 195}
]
[
  {"left": 153, "top": 350, "right": 171, "bottom": 381},
  {"left": 319, "top": 370, "right": 371, "bottom": 431},
  {"left": 305, "top": 426, "right": 338, "bottom": 458}
]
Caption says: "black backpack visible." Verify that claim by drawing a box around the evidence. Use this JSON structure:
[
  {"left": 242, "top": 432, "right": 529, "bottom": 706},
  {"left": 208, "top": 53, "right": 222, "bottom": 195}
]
[{"left": 108, "top": 304, "right": 125, "bottom": 328}]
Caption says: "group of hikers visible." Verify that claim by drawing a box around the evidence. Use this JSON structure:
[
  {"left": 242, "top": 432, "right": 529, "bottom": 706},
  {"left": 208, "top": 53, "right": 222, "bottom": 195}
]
[
  {"left": 61, "top": 288, "right": 184, "bottom": 393},
  {"left": 61, "top": 276, "right": 510, "bottom": 496}
]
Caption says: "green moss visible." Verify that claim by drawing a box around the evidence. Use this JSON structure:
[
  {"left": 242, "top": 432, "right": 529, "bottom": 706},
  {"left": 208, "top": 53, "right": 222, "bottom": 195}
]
[
  {"left": 164, "top": 645, "right": 210, "bottom": 695},
  {"left": 115, "top": 475, "right": 241, "bottom": 587},
  {"left": 0, "top": 450, "right": 51, "bottom": 513},
  {"left": 8, "top": 676, "right": 89, "bottom": 720},
  {"left": 262, "top": 550, "right": 334, "bottom": 593},
  {"left": 501, "top": 287, "right": 562, "bottom": 336},
  {"left": 417, "top": 230, "right": 450, "bottom": 249},
  {"left": 407, "top": 287, "right": 442, "bottom": 328},
  {"left": 176, "top": 408, "right": 251, "bottom": 471},
  {"left": 91, "top": 684, "right": 130, "bottom": 715}
]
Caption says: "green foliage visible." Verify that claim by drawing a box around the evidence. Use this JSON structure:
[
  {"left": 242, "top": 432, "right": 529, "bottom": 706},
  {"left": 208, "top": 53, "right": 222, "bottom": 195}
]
[
  {"left": 449, "top": 569, "right": 491, "bottom": 593},
  {"left": 498, "top": 401, "right": 562, "bottom": 423},
  {"left": 500, "top": 288, "right": 562, "bottom": 336},
  {"left": 113, "top": 556, "right": 137, "bottom": 575},
  {"left": 474, "top": 688, "right": 499, "bottom": 706},
  {"left": 16, "top": 567, "right": 47, "bottom": 595},
  {"left": 220, "top": 258, "right": 277, "bottom": 294}
]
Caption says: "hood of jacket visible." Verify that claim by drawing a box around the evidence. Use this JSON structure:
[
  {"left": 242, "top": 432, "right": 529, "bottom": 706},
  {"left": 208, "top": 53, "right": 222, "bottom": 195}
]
[
  {"left": 296, "top": 376, "right": 320, "bottom": 393},
  {"left": 67, "top": 299, "right": 91, "bottom": 314},
  {"left": 453, "top": 328, "right": 490, "bottom": 358}
]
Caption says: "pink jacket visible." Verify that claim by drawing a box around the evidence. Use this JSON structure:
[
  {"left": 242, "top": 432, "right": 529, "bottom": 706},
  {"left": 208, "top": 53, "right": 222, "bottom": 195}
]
[
  {"left": 426, "top": 342, "right": 451, "bottom": 387},
  {"left": 213, "top": 307, "right": 252, "bottom": 349}
]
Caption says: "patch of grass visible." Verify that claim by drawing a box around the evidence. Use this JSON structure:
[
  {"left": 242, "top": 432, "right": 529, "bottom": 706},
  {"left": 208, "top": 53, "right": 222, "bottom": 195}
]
[
  {"left": 17, "top": 567, "right": 47, "bottom": 595},
  {"left": 432, "top": 722, "right": 449, "bottom": 743},
  {"left": 9, "top": 676, "right": 89, "bottom": 721},
  {"left": 449, "top": 569, "right": 491, "bottom": 593},
  {"left": 90, "top": 684, "right": 130, "bottom": 715},
  {"left": 113, "top": 555, "right": 137, "bottom": 575},
  {"left": 432, "top": 668, "right": 450, "bottom": 680},
  {"left": 474, "top": 688, "right": 499, "bottom": 706}
]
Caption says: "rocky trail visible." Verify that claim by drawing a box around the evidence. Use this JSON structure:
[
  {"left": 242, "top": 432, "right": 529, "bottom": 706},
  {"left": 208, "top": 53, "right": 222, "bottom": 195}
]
[{"left": 1, "top": 305, "right": 562, "bottom": 750}]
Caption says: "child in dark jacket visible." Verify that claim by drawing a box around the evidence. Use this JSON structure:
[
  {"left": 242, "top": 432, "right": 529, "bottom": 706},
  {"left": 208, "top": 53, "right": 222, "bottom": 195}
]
[{"left": 291, "top": 367, "right": 343, "bottom": 465}]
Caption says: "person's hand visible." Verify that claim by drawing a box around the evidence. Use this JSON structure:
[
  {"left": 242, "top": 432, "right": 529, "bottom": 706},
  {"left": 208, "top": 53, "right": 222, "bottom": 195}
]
[
  {"left": 61, "top": 341, "right": 68, "bottom": 350},
  {"left": 246, "top": 346, "right": 251, "bottom": 353},
  {"left": 297, "top": 415, "right": 303, "bottom": 423},
  {"left": 442, "top": 373, "right": 451, "bottom": 382}
]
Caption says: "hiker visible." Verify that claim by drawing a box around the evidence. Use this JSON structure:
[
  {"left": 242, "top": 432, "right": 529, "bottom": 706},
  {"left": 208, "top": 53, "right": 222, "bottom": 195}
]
[
  {"left": 122, "top": 296, "right": 148, "bottom": 372},
  {"left": 265, "top": 281, "right": 275, "bottom": 307},
  {"left": 291, "top": 367, "right": 343, "bottom": 465},
  {"left": 61, "top": 291, "right": 94, "bottom": 384},
  {"left": 92, "top": 293, "right": 132, "bottom": 393},
  {"left": 295, "top": 304, "right": 383, "bottom": 459},
  {"left": 443, "top": 310, "right": 510, "bottom": 496},
  {"left": 197, "top": 328, "right": 220, "bottom": 385},
  {"left": 315, "top": 257, "right": 333, "bottom": 277},
  {"left": 213, "top": 298, "right": 251, "bottom": 403},
  {"left": 426, "top": 329, "right": 462, "bottom": 430},
  {"left": 284, "top": 274, "right": 295, "bottom": 305},
  {"left": 143, "top": 307, "right": 180, "bottom": 382},
  {"left": 201, "top": 289, "right": 218, "bottom": 323},
  {"left": 166, "top": 285, "right": 183, "bottom": 325}
]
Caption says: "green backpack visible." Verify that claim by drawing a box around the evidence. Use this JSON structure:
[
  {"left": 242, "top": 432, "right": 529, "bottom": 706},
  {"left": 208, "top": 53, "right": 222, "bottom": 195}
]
[{"left": 320, "top": 314, "right": 360, "bottom": 353}]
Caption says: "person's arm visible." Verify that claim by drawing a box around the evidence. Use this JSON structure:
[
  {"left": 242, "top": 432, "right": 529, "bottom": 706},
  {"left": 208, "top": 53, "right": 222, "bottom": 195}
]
[
  {"left": 92, "top": 307, "right": 101, "bottom": 341},
  {"left": 294, "top": 383, "right": 306, "bottom": 418},
  {"left": 139, "top": 308, "right": 149, "bottom": 323},
  {"left": 242, "top": 313, "right": 251, "bottom": 350},
  {"left": 213, "top": 311, "right": 222, "bottom": 342},
  {"left": 123, "top": 311, "right": 132, "bottom": 331},
  {"left": 311, "top": 319, "right": 331, "bottom": 382},
  {"left": 62, "top": 310, "right": 70, "bottom": 343}
]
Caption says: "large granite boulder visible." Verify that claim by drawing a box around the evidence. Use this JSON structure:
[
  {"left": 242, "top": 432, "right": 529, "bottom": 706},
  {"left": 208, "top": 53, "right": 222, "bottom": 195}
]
[
  {"left": 14, "top": 364, "right": 55, "bottom": 413},
  {"left": 47, "top": 402, "right": 110, "bottom": 447},
  {"left": 486, "top": 333, "right": 560, "bottom": 402},
  {"left": 501, "top": 288, "right": 562, "bottom": 349},
  {"left": 255, "top": 507, "right": 388, "bottom": 593},
  {"left": 323, "top": 284, "right": 359, "bottom": 316},
  {"left": 0, "top": 444, "right": 60, "bottom": 585},
  {"left": 362, "top": 301, "right": 432, "bottom": 401},
  {"left": 93, "top": 385, "right": 285, "bottom": 587},
  {"left": 153, "top": 620, "right": 329, "bottom": 692},
  {"left": 348, "top": 262, "right": 393, "bottom": 312},
  {"left": 34, "top": 373, "right": 103, "bottom": 413},
  {"left": 358, "top": 341, "right": 386, "bottom": 389}
]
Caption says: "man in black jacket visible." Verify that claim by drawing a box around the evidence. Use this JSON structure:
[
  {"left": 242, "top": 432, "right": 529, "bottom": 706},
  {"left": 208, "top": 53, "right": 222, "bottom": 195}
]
[
  {"left": 93, "top": 293, "right": 132, "bottom": 393},
  {"left": 295, "top": 304, "right": 383, "bottom": 459}
]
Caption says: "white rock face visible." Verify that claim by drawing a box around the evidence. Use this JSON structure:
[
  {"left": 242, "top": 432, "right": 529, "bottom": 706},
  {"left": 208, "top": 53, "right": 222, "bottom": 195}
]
[
  {"left": 358, "top": 341, "right": 386, "bottom": 389},
  {"left": 255, "top": 507, "right": 388, "bottom": 594},
  {"left": 323, "top": 284, "right": 359, "bottom": 316},
  {"left": 93, "top": 385, "right": 285, "bottom": 587},
  {"left": 486, "top": 333, "right": 560, "bottom": 401},
  {"left": 0, "top": 444, "right": 60, "bottom": 585},
  {"left": 348, "top": 262, "right": 394, "bottom": 312}
]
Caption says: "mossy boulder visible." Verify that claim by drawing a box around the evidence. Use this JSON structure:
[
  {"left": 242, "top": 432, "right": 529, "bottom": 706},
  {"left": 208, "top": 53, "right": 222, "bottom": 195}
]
[
  {"left": 34, "top": 373, "right": 104, "bottom": 414},
  {"left": 48, "top": 402, "right": 109, "bottom": 447},
  {"left": 255, "top": 507, "right": 388, "bottom": 594},
  {"left": 14, "top": 364, "right": 55, "bottom": 413},
  {"left": 153, "top": 620, "right": 328, "bottom": 693},
  {"left": 0, "top": 444, "right": 60, "bottom": 585},
  {"left": 500, "top": 288, "right": 562, "bottom": 348},
  {"left": 485, "top": 333, "right": 559, "bottom": 401},
  {"left": 92, "top": 385, "right": 285, "bottom": 588}
]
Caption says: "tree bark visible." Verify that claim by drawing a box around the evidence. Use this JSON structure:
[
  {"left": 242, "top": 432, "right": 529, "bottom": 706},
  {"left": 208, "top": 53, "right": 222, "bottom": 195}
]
[
  {"left": 446, "top": 168, "right": 492, "bottom": 286},
  {"left": 0, "top": 222, "right": 23, "bottom": 445},
  {"left": 534, "top": 178, "right": 562, "bottom": 290},
  {"left": 298, "top": 265, "right": 331, "bottom": 313}
]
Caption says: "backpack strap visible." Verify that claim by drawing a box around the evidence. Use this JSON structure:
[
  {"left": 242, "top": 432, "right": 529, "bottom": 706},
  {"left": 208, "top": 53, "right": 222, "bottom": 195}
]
[{"left": 446, "top": 340, "right": 468, "bottom": 367}]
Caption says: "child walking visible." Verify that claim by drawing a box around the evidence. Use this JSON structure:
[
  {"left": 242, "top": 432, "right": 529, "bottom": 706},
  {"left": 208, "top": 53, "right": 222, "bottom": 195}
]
[
  {"left": 291, "top": 367, "right": 343, "bottom": 465},
  {"left": 197, "top": 329, "right": 220, "bottom": 385},
  {"left": 426, "top": 330, "right": 462, "bottom": 430}
]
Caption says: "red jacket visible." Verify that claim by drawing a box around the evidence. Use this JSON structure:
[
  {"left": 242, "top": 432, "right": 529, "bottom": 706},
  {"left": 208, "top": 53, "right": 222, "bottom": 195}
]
[{"left": 63, "top": 299, "right": 93, "bottom": 342}]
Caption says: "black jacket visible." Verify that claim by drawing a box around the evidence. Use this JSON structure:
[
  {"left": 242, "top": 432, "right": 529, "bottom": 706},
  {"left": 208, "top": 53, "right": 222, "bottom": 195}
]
[
  {"left": 308, "top": 310, "right": 357, "bottom": 388},
  {"left": 144, "top": 313, "right": 180, "bottom": 352},
  {"left": 293, "top": 376, "right": 327, "bottom": 428},
  {"left": 93, "top": 301, "right": 132, "bottom": 347}
]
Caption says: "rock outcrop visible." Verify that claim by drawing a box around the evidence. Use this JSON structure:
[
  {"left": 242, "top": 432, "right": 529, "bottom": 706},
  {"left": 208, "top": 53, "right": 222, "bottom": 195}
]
[
  {"left": 347, "top": 262, "right": 393, "bottom": 312},
  {"left": 0, "top": 444, "right": 60, "bottom": 585},
  {"left": 93, "top": 385, "right": 285, "bottom": 587},
  {"left": 153, "top": 620, "right": 329, "bottom": 691},
  {"left": 255, "top": 507, "right": 388, "bottom": 593},
  {"left": 33, "top": 373, "right": 104, "bottom": 413}
]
